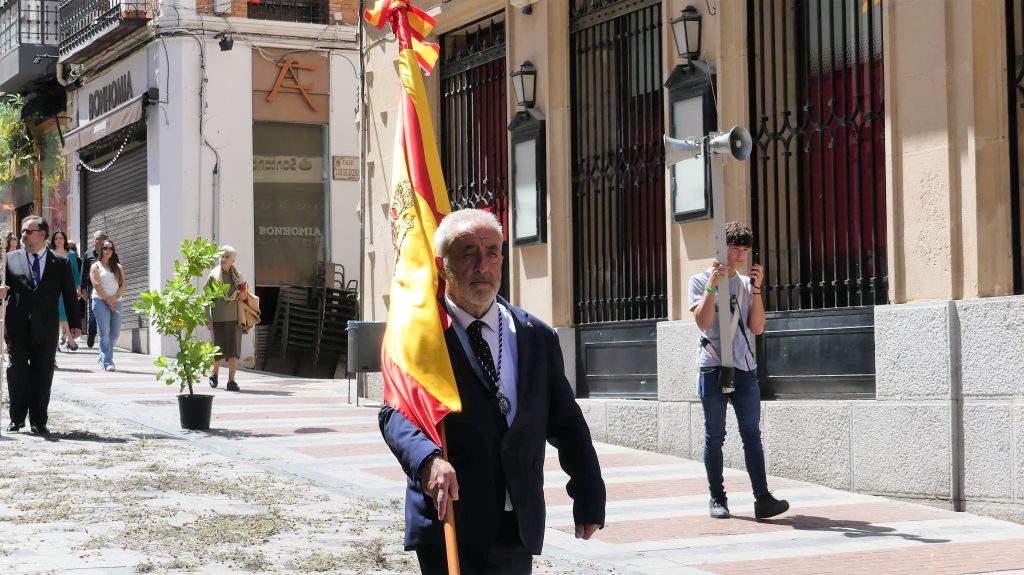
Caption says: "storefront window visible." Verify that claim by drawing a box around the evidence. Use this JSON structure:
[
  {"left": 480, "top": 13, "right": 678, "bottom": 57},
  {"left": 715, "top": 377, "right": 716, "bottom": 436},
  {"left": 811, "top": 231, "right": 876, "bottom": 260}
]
[
  {"left": 253, "top": 122, "right": 327, "bottom": 286},
  {"left": 41, "top": 133, "right": 69, "bottom": 234}
]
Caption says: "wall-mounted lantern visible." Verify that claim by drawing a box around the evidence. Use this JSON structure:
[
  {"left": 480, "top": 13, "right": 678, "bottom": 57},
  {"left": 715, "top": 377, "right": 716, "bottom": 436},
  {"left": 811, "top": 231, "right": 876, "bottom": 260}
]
[
  {"left": 669, "top": 6, "right": 702, "bottom": 64},
  {"left": 508, "top": 108, "right": 546, "bottom": 245},
  {"left": 510, "top": 61, "right": 537, "bottom": 109}
]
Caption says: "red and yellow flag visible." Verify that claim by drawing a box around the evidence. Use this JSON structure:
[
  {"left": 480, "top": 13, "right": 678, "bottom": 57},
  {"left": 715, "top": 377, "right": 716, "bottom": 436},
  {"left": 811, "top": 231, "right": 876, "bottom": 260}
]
[
  {"left": 367, "top": 0, "right": 459, "bottom": 447},
  {"left": 364, "top": 0, "right": 440, "bottom": 75}
]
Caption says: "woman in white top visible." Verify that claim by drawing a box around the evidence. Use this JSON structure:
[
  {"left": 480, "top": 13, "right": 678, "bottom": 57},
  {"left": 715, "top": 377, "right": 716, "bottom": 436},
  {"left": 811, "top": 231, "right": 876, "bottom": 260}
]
[{"left": 90, "top": 239, "right": 126, "bottom": 372}]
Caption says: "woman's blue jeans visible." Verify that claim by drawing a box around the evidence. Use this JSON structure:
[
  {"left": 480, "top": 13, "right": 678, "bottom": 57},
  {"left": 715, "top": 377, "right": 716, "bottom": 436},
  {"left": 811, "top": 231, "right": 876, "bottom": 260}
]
[
  {"left": 91, "top": 299, "right": 122, "bottom": 368},
  {"left": 699, "top": 366, "right": 769, "bottom": 500}
]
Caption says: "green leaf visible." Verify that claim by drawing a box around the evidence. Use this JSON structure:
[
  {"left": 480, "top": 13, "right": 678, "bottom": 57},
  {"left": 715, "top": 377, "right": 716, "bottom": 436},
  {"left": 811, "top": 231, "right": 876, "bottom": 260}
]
[{"left": 132, "top": 237, "right": 228, "bottom": 397}]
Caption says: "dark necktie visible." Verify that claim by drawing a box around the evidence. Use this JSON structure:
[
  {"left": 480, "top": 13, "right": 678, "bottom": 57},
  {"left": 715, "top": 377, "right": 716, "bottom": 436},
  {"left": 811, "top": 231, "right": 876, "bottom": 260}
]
[
  {"left": 31, "top": 253, "right": 41, "bottom": 289},
  {"left": 467, "top": 320, "right": 511, "bottom": 416},
  {"left": 467, "top": 320, "right": 498, "bottom": 389}
]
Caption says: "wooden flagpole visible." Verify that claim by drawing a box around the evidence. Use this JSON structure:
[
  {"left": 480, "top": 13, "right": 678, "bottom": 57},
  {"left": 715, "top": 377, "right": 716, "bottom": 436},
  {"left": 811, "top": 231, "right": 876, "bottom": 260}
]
[{"left": 439, "top": 421, "right": 460, "bottom": 574}]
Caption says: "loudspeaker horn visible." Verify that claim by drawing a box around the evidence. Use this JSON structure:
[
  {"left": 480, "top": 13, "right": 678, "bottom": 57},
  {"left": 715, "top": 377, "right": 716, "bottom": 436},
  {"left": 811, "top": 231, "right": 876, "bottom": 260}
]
[
  {"left": 663, "top": 134, "right": 702, "bottom": 166},
  {"left": 708, "top": 125, "right": 752, "bottom": 161}
]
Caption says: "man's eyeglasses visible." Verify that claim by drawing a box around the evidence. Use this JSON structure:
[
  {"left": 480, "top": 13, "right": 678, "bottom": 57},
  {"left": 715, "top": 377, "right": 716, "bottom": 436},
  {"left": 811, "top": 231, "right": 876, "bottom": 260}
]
[{"left": 21, "top": 228, "right": 43, "bottom": 235}]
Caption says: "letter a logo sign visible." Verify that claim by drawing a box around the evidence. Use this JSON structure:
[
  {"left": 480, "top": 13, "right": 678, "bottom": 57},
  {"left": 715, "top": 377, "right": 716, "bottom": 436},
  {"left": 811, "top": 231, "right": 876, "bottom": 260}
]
[{"left": 267, "top": 58, "right": 318, "bottom": 112}]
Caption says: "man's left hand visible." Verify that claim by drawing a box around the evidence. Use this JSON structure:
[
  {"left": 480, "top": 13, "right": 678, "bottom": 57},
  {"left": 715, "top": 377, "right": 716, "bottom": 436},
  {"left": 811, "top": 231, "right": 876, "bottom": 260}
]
[{"left": 574, "top": 524, "right": 600, "bottom": 540}]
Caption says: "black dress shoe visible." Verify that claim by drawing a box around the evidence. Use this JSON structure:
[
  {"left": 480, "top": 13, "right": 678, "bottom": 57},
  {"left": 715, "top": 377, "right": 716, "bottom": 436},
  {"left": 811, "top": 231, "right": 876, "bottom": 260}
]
[
  {"left": 87, "top": 334, "right": 95, "bottom": 348},
  {"left": 30, "top": 425, "right": 49, "bottom": 435},
  {"left": 226, "top": 381, "right": 240, "bottom": 392},
  {"left": 5, "top": 422, "right": 24, "bottom": 432}
]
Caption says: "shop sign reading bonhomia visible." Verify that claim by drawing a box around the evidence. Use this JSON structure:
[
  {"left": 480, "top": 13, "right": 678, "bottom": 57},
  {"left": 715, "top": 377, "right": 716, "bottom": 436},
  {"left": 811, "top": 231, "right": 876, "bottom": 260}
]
[{"left": 78, "top": 51, "right": 149, "bottom": 124}]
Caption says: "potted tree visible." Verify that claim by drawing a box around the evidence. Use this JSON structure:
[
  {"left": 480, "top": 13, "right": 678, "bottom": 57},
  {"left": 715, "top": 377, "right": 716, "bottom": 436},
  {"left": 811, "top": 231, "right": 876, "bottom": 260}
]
[{"left": 134, "top": 238, "right": 228, "bottom": 430}]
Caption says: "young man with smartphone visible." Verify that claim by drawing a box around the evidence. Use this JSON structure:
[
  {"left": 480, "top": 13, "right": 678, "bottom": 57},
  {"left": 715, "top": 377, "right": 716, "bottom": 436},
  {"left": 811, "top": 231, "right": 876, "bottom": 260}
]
[{"left": 687, "top": 221, "right": 789, "bottom": 521}]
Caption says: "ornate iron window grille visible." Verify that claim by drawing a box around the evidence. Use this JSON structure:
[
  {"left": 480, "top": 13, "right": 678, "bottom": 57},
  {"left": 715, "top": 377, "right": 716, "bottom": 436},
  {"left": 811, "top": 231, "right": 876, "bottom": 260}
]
[
  {"left": 0, "top": 0, "right": 59, "bottom": 53},
  {"left": 439, "top": 14, "right": 509, "bottom": 295},
  {"left": 747, "top": 0, "right": 888, "bottom": 312},
  {"left": 246, "top": 0, "right": 327, "bottom": 25},
  {"left": 569, "top": 0, "right": 666, "bottom": 325}
]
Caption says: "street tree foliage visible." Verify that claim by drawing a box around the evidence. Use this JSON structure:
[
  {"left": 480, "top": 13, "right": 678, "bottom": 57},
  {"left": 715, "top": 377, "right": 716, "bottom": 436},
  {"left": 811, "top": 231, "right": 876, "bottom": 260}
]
[
  {"left": 0, "top": 94, "right": 34, "bottom": 183},
  {"left": 134, "top": 238, "right": 228, "bottom": 395}
]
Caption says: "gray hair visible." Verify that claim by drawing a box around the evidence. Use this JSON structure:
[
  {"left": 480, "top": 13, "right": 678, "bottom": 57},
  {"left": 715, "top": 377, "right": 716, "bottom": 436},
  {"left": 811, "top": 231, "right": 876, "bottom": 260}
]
[
  {"left": 221, "top": 245, "right": 237, "bottom": 257},
  {"left": 434, "top": 209, "right": 503, "bottom": 260}
]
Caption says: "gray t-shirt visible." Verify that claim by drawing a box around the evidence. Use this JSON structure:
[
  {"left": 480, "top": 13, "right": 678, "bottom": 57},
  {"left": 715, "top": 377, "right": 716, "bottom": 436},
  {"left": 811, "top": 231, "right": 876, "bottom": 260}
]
[{"left": 688, "top": 270, "right": 757, "bottom": 371}]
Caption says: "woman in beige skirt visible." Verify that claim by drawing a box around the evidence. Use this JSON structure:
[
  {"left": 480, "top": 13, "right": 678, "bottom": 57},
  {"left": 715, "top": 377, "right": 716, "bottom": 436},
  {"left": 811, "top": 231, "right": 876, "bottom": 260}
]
[{"left": 207, "top": 246, "right": 248, "bottom": 392}]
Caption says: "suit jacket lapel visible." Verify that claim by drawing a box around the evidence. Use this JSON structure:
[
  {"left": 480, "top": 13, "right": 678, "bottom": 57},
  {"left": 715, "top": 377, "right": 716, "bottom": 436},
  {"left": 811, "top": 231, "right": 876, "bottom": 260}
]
[
  {"left": 37, "top": 250, "right": 58, "bottom": 290},
  {"left": 11, "top": 249, "right": 33, "bottom": 291},
  {"left": 501, "top": 299, "right": 534, "bottom": 429}
]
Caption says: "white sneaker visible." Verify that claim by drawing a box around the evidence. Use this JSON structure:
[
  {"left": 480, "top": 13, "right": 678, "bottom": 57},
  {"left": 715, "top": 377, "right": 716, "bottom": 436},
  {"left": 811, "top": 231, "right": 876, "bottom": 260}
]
[{"left": 105, "top": 365, "right": 116, "bottom": 372}]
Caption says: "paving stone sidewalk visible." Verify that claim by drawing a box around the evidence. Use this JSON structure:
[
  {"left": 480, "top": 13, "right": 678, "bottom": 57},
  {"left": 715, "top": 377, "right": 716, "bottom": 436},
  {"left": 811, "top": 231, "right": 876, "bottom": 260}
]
[{"left": 3, "top": 345, "right": 1024, "bottom": 574}]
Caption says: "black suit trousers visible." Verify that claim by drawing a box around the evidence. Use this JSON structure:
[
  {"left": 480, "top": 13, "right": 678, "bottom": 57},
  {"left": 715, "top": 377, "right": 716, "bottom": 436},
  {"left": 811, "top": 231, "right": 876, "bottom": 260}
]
[
  {"left": 414, "top": 511, "right": 532, "bottom": 575},
  {"left": 6, "top": 332, "right": 57, "bottom": 426}
]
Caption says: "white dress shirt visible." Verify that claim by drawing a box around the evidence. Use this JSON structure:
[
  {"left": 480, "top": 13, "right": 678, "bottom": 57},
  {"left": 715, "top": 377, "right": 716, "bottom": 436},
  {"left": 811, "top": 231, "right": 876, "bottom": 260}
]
[{"left": 28, "top": 247, "right": 48, "bottom": 285}]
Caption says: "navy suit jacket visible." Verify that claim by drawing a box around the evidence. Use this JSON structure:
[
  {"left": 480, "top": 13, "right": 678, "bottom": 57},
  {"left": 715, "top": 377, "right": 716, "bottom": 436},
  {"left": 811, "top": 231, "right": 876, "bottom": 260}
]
[
  {"left": 379, "top": 298, "right": 606, "bottom": 554},
  {"left": 3, "top": 248, "right": 81, "bottom": 345}
]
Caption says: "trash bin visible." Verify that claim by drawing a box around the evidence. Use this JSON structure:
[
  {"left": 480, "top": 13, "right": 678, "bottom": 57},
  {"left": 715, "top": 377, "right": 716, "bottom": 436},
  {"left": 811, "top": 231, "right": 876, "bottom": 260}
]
[{"left": 346, "top": 320, "right": 387, "bottom": 372}]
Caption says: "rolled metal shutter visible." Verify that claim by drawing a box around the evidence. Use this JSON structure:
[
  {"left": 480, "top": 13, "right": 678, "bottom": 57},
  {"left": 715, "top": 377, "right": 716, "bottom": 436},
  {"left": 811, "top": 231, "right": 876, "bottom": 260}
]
[{"left": 83, "top": 142, "right": 149, "bottom": 336}]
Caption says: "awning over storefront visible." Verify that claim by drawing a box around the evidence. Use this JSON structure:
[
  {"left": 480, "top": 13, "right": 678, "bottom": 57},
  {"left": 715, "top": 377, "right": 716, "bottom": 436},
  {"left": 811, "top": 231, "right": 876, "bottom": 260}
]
[{"left": 63, "top": 94, "right": 146, "bottom": 153}]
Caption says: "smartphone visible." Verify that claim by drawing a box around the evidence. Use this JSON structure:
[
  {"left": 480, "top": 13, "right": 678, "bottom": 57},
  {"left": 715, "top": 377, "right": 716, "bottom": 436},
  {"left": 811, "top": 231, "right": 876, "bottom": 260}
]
[{"left": 752, "top": 251, "right": 760, "bottom": 265}]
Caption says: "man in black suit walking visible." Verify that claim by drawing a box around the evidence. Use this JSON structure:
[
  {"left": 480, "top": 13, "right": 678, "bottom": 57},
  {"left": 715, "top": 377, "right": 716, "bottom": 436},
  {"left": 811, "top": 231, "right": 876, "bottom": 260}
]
[
  {"left": 1, "top": 216, "right": 81, "bottom": 434},
  {"left": 78, "top": 229, "right": 106, "bottom": 348},
  {"left": 379, "top": 209, "right": 606, "bottom": 574}
]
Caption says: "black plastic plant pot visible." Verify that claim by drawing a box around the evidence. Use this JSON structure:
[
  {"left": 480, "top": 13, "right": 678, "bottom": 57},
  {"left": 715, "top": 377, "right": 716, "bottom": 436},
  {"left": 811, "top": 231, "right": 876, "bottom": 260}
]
[{"left": 177, "top": 394, "right": 214, "bottom": 430}]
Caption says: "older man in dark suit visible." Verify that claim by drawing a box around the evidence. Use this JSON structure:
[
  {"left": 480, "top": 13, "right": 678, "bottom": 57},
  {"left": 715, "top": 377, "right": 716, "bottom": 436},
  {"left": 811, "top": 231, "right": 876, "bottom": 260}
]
[
  {"left": 379, "top": 209, "right": 606, "bottom": 575},
  {"left": 1, "top": 216, "right": 81, "bottom": 434}
]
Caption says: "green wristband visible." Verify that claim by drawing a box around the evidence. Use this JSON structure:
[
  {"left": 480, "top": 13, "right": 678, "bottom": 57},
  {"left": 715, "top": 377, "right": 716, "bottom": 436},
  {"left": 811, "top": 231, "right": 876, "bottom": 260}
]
[{"left": 705, "top": 285, "right": 718, "bottom": 294}]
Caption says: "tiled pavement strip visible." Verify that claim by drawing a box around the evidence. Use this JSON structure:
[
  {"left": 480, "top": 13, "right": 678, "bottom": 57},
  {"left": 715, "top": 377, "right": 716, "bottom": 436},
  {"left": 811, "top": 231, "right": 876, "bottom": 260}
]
[{"left": 7, "top": 345, "right": 1024, "bottom": 575}]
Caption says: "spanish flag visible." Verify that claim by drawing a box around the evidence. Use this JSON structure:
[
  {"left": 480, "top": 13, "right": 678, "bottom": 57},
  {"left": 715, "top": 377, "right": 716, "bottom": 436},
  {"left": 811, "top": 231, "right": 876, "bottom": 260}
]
[{"left": 366, "top": 0, "right": 459, "bottom": 447}]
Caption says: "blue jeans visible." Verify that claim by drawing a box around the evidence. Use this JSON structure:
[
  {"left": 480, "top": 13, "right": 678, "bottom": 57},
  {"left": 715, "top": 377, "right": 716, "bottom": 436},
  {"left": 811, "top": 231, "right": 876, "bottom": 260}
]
[
  {"left": 91, "top": 299, "right": 122, "bottom": 368},
  {"left": 699, "top": 367, "right": 769, "bottom": 500}
]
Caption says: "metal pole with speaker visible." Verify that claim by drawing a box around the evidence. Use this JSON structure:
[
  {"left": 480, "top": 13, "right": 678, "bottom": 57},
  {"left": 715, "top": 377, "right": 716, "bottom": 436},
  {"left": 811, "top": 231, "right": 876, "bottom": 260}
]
[{"left": 664, "top": 125, "right": 752, "bottom": 392}]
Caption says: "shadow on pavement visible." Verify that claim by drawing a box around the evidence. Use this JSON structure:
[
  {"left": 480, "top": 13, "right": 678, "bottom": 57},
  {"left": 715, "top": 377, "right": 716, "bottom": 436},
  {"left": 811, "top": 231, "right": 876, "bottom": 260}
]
[
  {"left": 233, "top": 389, "right": 295, "bottom": 397},
  {"left": 106, "top": 370, "right": 156, "bottom": 375},
  {"left": 130, "top": 432, "right": 179, "bottom": 440},
  {"left": 741, "top": 514, "right": 950, "bottom": 544},
  {"left": 292, "top": 427, "right": 343, "bottom": 434},
  {"left": 55, "top": 368, "right": 96, "bottom": 373},
  {"left": 42, "top": 429, "right": 131, "bottom": 444},
  {"left": 204, "top": 428, "right": 286, "bottom": 439}
]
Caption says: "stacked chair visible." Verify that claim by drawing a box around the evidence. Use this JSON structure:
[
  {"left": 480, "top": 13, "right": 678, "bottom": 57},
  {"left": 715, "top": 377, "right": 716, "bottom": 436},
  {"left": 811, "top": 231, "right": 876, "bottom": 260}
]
[
  {"left": 313, "top": 263, "right": 359, "bottom": 372},
  {"left": 259, "top": 263, "right": 359, "bottom": 377}
]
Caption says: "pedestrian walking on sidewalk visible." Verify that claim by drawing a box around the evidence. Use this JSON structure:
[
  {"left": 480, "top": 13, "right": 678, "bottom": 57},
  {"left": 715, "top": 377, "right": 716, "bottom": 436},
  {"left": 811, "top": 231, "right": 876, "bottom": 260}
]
[
  {"left": 2, "top": 231, "right": 17, "bottom": 360},
  {"left": 688, "top": 221, "right": 789, "bottom": 521},
  {"left": 379, "top": 209, "right": 606, "bottom": 575},
  {"left": 79, "top": 230, "right": 108, "bottom": 348},
  {"left": 4, "top": 231, "right": 17, "bottom": 253},
  {"left": 50, "top": 230, "right": 81, "bottom": 351},
  {"left": 0, "top": 216, "right": 81, "bottom": 434},
  {"left": 89, "top": 239, "right": 125, "bottom": 372},
  {"left": 206, "top": 246, "right": 247, "bottom": 392}
]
